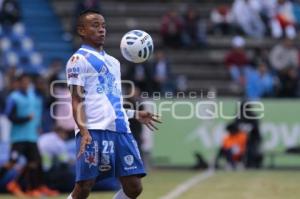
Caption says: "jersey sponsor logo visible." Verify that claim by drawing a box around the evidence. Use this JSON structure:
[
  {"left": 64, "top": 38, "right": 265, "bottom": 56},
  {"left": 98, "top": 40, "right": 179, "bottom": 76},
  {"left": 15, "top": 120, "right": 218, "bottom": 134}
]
[
  {"left": 99, "top": 164, "right": 111, "bottom": 172},
  {"left": 124, "top": 155, "right": 134, "bottom": 166},
  {"left": 68, "top": 73, "right": 79, "bottom": 78},
  {"left": 96, "top": 81, "right": 121, "bottom": 96},
  {"left": 67, "top": 67, "right": 80, "bottom": 74},
  {"left": 67, "top": 68, "right": 72, "bottom": 73},
  {"left": 124, "top": 166, "right": 137, "bottom": 170},
  {"left": 69, "top": 67, "right": 80, "bottom": 73},
  {"left": 67, "top": 66, "right": 80, "bottom": 79}
]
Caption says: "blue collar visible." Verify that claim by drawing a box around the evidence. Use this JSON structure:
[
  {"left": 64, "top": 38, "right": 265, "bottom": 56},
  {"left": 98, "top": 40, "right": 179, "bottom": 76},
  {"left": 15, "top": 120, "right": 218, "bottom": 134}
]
[
  {"left": 81, "top": 44, "right": 105, "bottom": 55},
  {"left": 18, "top": 89, "right": 28, "bottom": 96}
]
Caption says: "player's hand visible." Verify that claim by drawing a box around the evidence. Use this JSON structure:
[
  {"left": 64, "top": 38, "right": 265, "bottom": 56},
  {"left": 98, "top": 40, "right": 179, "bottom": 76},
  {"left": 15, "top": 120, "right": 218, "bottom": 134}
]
[
  {"left": 136, "top": 111, "right": 162, "bottom": 131},
  {"left": 77, "top": 131, "right": 92, "bottom": 159}
]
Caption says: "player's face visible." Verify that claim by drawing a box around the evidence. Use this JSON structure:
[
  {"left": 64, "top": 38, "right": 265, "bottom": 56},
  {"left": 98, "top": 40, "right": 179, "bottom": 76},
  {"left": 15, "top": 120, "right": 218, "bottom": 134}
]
[
  {"left": 19, "top": 76, "right": 31, "bottom": 90},
  {"left": 82, "top": 14, "right": 106, "bottom": 47}
]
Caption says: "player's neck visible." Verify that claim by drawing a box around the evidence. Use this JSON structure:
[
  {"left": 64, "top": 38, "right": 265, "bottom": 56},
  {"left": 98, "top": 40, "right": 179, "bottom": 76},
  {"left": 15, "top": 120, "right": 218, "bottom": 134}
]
[{"left": 82, "top": 42, "right": 103, "bottom": 52}]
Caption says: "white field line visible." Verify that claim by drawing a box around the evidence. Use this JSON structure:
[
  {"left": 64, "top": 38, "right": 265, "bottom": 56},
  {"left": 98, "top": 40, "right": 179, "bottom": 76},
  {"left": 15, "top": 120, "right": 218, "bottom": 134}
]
[{"left": 159, "top": 169, "right": 215, "bottom": 199}]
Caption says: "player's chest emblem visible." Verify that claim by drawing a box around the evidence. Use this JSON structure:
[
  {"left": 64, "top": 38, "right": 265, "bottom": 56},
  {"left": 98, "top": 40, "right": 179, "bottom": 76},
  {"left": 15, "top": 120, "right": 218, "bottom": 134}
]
[{"left": 124, "top": 155, "right": 134, "bottom": 166}]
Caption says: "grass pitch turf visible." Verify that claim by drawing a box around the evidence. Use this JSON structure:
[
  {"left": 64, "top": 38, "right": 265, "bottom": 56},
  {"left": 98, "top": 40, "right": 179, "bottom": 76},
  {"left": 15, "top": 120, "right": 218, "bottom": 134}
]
[{"left": 1, "top": 170, "right": 299, "bottom": 199}]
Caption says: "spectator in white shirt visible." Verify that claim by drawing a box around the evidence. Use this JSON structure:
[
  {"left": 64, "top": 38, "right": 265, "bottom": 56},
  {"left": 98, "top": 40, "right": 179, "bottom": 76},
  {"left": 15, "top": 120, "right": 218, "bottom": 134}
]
[
  {"left": 232, "top": 0, "right": 266, "bottom": 38},
  {"left": 38, "top": 126, "right": 73, "bottom": 171},
  {"left": 210, "top": 5, "right": 234, "bottom": 35},
  {"left": 270, "top": 0, "right": 297, "bottom": 39}
]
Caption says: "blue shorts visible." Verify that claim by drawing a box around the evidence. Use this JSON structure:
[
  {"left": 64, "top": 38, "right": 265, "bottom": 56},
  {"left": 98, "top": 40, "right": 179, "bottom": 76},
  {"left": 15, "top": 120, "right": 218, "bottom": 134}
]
[{"left": 75, "top": 129, "right": 146, "bottom": 182}]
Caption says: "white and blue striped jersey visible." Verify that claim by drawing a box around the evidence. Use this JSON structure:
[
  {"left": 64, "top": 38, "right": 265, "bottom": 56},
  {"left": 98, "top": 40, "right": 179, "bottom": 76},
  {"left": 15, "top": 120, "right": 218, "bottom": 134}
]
[{"left": 66, "top": 45, "right": 131, "bottom": 134}]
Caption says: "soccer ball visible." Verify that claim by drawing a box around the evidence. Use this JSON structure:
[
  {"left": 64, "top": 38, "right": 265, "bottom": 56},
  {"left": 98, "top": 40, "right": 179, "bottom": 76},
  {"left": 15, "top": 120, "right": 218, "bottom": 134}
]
[{"left": 120, "top": 30, "right": 154, "bottom": 63}]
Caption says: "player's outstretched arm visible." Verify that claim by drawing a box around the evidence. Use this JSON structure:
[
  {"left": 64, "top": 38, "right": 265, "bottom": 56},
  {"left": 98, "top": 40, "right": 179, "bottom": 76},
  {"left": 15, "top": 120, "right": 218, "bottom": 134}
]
[
  {"left": 135, "top": 110, "right": 162, "bottom": 131},
  {"left": 69, "top": 85, "right": 92, "bottom": 158}
]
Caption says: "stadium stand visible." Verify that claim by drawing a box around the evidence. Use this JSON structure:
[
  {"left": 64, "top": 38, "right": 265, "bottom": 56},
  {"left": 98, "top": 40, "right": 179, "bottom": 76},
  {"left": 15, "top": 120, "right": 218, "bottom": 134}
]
[
  {"left": 18, "top": 0, "right": 73, "bottom": 66},
  {"left": 51, "top": 0, "right": 300, "bottom": 97},
  {"left": 0, "top": 0, "right": 73, "bottom": 73},
  {"left": 51, "top": 0, "right": 239, "bottom": 96},
  {"left": 0, "top": 23, "right": 42, "bottom": 73}
]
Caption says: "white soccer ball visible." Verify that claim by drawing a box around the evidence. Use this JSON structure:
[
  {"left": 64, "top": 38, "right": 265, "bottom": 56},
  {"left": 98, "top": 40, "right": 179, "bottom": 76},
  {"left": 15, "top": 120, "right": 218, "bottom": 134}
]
[{"left": 120, "top": 30, "right": 154, "bottom": 63}]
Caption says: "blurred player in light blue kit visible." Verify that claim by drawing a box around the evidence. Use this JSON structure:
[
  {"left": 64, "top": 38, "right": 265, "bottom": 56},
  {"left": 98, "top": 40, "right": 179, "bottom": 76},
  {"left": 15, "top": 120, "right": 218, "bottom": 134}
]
[{"left": 66, "top": 10, "right": 161, "bottom": 199}]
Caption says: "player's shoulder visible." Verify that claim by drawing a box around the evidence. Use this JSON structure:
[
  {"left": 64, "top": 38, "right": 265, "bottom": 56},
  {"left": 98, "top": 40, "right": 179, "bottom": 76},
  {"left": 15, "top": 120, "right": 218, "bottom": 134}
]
[
  {"left": 66, "top": 52, "right": 90, "bottom": 71},
  {"left": 8, "top": 90, "right": 20, "bottom": 100},
  {"left": 67, "top": 52, "right": 87, "bottom": 64},
  {"left": 104, "top": 52, "right": 120, "bottom": 66}
]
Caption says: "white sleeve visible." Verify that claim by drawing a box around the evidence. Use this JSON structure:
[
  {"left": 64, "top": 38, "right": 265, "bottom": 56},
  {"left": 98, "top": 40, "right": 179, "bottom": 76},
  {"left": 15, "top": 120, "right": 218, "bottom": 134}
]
[
  {"left": 125, "top": 109, "right": 135, "bottom": 119},
  {"left": 66, "top": 54, "right": 87, "bottom": 86}
]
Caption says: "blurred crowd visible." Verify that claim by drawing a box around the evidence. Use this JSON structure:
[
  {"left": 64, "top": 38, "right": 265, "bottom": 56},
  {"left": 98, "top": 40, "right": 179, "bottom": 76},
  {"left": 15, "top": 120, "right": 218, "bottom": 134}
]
[
  {"left": 123, "top": 49, "right": 187, "bottom": 96},
  {"left": 160, "top": 7, "right": 207, "bottom": 48},
  {"left": 0, "top": 0, "right": 21, "bottom": 26},
  {"left": 0, "top": 57, "right": 76, "bottom": 196},
  {"left": 159, "top": 0, "right": 300, "bottom": 99},
  {"left": 1, "top": 0, "right": 300, "bottom": 101},
  {"left": 161, "top": 0, "right": 300, "bottom": 47},
  {"left": 225, "top": 35, "right": 300, "bottom": 99}
]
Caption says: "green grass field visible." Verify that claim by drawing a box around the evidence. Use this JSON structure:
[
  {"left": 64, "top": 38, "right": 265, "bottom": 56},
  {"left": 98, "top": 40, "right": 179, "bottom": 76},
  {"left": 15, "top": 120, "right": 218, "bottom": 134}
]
[{"left": 1, "top": 169, "right": 300, "bottom": 199}]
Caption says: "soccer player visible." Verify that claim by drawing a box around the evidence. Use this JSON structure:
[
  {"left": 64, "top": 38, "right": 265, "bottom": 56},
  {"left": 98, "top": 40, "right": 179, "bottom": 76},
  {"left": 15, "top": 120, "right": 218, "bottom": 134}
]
[{"left": 66, "top": 10, "right": 161, "bottom": 199}]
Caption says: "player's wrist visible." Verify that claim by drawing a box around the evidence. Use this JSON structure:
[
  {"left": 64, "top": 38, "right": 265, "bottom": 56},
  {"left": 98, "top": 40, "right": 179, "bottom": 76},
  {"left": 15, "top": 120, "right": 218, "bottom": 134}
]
[{"left": 79, "top": 128, "right": 90, "bottom": 136}]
